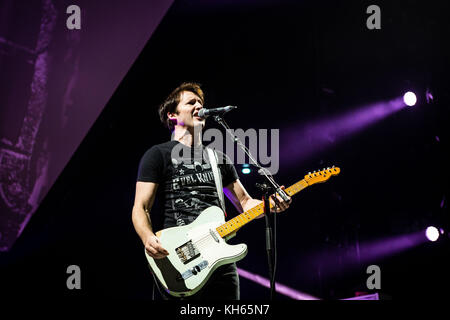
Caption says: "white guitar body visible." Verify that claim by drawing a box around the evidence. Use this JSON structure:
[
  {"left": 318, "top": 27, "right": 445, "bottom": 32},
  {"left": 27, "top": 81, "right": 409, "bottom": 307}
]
[
  {"left": 144, "top": 167, "right": 341, "bottom": 298},
  {"left": 145, "top": 206, "right": 248, "bottom": 298}
]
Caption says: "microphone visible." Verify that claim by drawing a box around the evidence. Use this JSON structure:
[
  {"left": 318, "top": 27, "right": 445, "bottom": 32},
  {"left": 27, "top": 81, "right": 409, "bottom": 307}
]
[{"left": 197, "top": 106, "right": 237, "bottom": 119}]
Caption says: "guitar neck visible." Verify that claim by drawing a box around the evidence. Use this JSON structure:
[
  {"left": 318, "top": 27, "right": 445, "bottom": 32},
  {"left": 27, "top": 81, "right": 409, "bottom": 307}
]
[{"left": 215, "top": 179, "right": 309, "bottom": 239}]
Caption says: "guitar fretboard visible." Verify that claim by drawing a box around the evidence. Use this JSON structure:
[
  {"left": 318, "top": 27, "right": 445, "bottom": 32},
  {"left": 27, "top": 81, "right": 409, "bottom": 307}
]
[{"left": 215, "top": 179, "right": 309, "bottom": 238}]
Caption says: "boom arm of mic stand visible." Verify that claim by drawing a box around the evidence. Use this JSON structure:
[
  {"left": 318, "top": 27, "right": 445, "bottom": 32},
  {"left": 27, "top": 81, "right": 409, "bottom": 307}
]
[{"left": 213, "top": 115, "right": 288, "bottom": 201}]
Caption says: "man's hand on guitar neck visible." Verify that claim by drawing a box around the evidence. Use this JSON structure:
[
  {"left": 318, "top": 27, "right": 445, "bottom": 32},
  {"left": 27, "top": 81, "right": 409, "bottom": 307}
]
[
  {"left": 145, "top": 234, "right": 170, "bottom": 259},
  {"left": 269, "top": 185, "right": 292, "bottom": 213},
  {"left": 241, "top": 185, "right": 292, "bottom": 219}
]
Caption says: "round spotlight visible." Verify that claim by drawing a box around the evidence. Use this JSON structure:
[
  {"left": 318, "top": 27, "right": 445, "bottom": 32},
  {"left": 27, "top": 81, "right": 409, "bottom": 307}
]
[
  {"left": 425, "top": 226, "right": 439, "bottom": 242},
  {"left": 403, "top": 91, "right": 417, "bottom": 106},
  {"left": 242, "top": 168, "right": 251, "bottom": 174}
]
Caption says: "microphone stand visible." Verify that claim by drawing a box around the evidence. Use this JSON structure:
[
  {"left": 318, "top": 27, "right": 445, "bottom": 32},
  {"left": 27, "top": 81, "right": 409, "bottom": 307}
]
[{"left": 213, "top": 114, "right": 290, "bottom": 300}]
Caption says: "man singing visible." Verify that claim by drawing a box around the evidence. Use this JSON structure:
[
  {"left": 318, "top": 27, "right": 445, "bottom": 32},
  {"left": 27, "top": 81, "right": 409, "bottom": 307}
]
[{"left": 132, "top": 82, "right": 291, "bottom": 300}]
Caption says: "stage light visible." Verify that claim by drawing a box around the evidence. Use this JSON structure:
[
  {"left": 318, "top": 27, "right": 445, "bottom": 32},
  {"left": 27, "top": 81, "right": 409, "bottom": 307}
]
[
  {"left": 425, "top": 226, "right": 439, "bottom": 242},
  {"left": 403, "top": 91, "right": 417, "bottom": 106},
  {"left": 241, "top": 164, "right": 251, "bottom": 174}
]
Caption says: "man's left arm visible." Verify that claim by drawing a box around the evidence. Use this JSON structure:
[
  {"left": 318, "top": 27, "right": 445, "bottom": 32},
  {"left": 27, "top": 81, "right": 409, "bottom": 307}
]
[{"left": 223, "top": 179, "right": 292, "bottom": 218}]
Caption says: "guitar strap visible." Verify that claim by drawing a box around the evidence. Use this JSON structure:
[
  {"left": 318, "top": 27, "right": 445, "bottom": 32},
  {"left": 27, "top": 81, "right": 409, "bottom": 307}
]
[{"left": 206, "top": 147, "right": 227, "bottom": 217}]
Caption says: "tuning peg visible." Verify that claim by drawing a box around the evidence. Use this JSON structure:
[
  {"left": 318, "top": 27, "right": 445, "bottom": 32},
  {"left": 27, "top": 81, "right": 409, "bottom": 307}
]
[{"left": 308, "top": 172, "right": 311, "bottom": 175}]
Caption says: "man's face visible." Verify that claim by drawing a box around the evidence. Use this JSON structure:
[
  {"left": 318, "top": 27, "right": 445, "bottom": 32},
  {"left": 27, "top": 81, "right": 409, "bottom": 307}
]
[{"left": 169, "top": 91, "right": 205, "bottom": 130}]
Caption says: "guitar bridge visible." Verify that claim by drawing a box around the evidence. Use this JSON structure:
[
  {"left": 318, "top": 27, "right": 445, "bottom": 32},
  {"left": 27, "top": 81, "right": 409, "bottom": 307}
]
[{"left": 175, "top": 240, "right": 200, "bottom": 265}]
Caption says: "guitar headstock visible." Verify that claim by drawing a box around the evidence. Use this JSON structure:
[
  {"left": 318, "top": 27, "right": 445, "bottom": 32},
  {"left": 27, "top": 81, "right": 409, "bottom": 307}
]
[{"left": 304, "top": 166, "right": 340, "bottom": 185}]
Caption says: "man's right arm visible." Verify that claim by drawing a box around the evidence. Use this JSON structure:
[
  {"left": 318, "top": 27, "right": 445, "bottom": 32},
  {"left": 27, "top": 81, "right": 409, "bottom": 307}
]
[{"left": 132, "top": 181, "right": 169, "bottom": 259}]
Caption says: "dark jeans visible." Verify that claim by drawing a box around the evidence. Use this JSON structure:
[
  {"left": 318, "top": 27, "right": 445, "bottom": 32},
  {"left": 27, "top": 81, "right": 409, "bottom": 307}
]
[{"left": 152, "top": 263, "right": 240, "bottom": 300}]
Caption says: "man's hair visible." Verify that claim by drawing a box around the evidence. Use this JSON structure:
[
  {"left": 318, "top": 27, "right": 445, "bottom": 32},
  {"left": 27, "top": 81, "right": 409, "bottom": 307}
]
[{"left": 158, "top": 82, "right": 205, "bottom": 131}]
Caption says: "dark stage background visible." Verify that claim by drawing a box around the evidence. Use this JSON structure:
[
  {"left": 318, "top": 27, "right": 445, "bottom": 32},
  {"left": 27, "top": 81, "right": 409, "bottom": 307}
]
[{"left": 1, "top": 0, "right": 449, "bottom": 301}]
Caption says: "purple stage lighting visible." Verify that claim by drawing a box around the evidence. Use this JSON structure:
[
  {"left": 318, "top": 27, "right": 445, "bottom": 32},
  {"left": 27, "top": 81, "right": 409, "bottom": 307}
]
[
  {"left": 403, "top": 91, "right": 417, "bottom": 106},
  {"left": 281, "top": 97, "right": 405, "bottom": 167},
  {"left": 425, "top": 226, "right": 439, "bottom": 242},
  {"left": 237, "top": 268, "right": 320, "bottom": 300},
  {"left": 303, "top": 230, "right": 427, "bottom": 280}
]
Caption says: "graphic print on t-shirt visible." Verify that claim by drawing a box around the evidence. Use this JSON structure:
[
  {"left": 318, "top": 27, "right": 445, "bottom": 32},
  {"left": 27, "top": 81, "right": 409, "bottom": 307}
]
[
  {"left": 169, "top": 153, "right": 220, "bottom": 225},
  {"left": 137, "top": 141, "right": 239, "bottom": 230}
]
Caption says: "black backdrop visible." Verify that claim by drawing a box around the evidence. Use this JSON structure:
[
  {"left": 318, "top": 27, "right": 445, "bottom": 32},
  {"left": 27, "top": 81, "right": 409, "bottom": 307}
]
[{"left": 1, "top": 0, "right": 449, "bottom": 301}]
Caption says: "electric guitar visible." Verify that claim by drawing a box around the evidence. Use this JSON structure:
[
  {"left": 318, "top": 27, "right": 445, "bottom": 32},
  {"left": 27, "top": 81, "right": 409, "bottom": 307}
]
[{"left": 145, "top": 166, "right": 341, "bottom": 297}]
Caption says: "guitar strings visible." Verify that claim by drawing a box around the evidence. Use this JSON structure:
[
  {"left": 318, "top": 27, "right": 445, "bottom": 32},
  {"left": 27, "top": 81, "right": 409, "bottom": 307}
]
[
  {"left": 190, "top": 232, "right": 222, "bottom": 251},
  {"left": 193, "top": 233, "right": 215, "bottom": 247}
]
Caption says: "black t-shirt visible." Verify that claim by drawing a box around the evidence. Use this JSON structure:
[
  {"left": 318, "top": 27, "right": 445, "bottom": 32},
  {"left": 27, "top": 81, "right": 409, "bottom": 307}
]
[{"left": 137, "top": 140, "right": 239, "bottom": 231}]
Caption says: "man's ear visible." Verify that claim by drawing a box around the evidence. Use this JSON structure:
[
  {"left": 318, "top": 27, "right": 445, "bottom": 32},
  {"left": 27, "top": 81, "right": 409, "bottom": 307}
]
[{"left": 167, "top": 111, "right": 178, "bottom": 126}]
